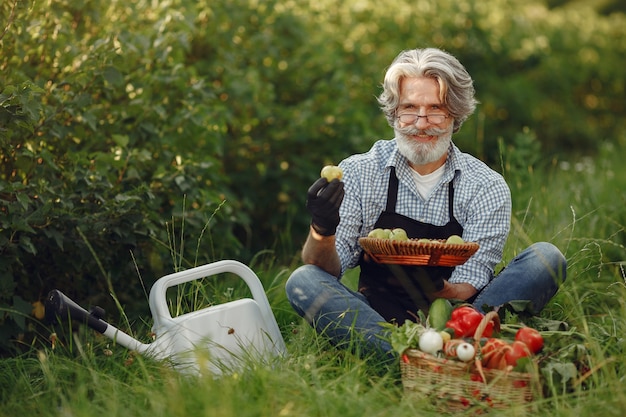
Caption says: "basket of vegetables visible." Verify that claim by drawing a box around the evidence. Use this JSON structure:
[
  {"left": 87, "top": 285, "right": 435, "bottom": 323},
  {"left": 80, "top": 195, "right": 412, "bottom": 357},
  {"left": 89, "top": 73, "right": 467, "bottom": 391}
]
[
  {"left": 389, "top": 300, "right": 545, "bottom": 410},
  {"left": 359, "top": 230, "right": 479, "bottom": 267}
]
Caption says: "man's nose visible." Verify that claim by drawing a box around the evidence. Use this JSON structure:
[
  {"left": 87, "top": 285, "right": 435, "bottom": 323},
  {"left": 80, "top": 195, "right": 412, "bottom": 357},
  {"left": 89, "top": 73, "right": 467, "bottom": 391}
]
[{"left": 414, "top": 115, "right": 431, "bottom": 128}]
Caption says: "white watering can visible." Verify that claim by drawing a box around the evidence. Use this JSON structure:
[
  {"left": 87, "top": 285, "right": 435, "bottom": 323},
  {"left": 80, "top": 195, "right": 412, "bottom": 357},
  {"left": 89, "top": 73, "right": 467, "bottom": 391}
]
[{"left": 46, "top": 260, "right": 286, "bottom": 374}]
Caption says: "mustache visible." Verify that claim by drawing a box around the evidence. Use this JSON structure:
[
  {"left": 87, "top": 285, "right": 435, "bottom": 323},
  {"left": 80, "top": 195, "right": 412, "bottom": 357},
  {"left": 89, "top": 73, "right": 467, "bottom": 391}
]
[{"left": 395, "top": 125, "right": 449, "bottom": 136}]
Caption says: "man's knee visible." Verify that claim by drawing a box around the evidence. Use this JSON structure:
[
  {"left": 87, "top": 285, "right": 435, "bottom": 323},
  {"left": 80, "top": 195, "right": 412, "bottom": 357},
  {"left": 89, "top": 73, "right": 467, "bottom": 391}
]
[
  {"left": 286, "top": 264, "right": 319, "bottom": 298},
  {"left": 530, "top": 242, "right": 567, "bottom": 282}
]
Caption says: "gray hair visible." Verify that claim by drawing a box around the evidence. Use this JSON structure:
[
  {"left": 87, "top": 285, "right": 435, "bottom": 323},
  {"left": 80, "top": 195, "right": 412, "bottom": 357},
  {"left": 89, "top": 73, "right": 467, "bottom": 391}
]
[{"left": 377, "top": 48, "right": 478, "bottom": 133}]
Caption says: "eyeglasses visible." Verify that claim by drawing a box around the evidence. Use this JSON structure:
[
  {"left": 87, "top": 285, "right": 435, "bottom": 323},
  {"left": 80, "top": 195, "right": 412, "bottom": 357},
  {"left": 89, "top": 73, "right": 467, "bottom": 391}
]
[{"left": 396, "top": 113, "right": 449, "bottom": 125}]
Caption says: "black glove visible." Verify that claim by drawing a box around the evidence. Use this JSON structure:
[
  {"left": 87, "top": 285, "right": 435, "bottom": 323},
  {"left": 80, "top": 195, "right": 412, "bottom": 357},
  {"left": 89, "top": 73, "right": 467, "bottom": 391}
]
[{"left": 306, "top": 177, "right": 344, "bottom": 236}]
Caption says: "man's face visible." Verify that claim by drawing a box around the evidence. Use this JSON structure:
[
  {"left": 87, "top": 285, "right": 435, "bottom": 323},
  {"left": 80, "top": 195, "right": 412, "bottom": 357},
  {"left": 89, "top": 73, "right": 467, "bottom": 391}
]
[{"left": 394, "top": 77, "right": 454, "bottom": 172}]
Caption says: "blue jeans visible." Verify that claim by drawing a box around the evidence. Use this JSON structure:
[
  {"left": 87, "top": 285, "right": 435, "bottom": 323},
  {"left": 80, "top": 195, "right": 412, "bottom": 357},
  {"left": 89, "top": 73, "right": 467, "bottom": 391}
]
[{"left": 285, "top": 242, "right": 566, "bottom": 360}]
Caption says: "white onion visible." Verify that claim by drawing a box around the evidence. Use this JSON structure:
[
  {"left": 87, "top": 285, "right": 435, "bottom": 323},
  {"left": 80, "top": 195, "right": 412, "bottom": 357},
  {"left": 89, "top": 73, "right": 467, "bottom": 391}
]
[{"left": 418, "top": 330, "right": 444, "bottom": 355}]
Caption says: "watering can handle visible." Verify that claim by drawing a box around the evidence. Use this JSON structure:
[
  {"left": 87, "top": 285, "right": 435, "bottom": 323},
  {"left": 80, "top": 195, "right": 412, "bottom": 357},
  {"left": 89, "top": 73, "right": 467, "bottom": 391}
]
[{"left": 148, "top": 260, "right": 283, "bottom": 349}]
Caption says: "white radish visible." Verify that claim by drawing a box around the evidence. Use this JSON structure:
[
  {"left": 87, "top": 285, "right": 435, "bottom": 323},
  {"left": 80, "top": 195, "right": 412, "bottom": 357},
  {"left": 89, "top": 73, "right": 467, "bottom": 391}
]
[{"left": 456, "top": 342, "right": 476, "bottom": 362}]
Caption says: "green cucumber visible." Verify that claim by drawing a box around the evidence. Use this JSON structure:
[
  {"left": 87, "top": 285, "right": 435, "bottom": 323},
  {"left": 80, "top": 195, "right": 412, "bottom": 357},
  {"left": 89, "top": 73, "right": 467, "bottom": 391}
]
[{"left": 428, "top": 298, "right": 453, "bottom": 331}]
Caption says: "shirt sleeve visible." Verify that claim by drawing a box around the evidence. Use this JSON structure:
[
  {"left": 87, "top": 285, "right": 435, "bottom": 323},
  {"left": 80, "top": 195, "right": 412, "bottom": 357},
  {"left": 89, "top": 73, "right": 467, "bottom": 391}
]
[
  {"left": 448, "top": 176, "right": 511, "bottom": 291},
  {"left": 334, "top": 160, "right": 368, "bottom": 276}
]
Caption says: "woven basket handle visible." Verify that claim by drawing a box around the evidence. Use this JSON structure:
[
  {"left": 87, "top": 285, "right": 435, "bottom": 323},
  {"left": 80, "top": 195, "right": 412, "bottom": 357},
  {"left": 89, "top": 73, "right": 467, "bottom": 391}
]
[{"left": 473, "top": 310, "right": 500, "bottom": 342}]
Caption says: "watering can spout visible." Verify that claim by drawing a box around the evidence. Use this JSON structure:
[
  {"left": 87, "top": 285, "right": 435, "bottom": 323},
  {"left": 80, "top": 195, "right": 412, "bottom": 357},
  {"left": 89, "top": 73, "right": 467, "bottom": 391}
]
[
  {"left": 45, "top": 290, "right": 108, "bottom": 333},
  {"left": 45, "top": 290, "right": 155, "bottom": 357}
]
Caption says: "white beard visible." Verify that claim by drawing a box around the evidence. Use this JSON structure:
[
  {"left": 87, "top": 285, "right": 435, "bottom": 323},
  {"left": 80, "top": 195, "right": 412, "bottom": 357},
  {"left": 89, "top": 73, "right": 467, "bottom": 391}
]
[{"left": 394, "top": 123, "right": 453, "bottom": 166}]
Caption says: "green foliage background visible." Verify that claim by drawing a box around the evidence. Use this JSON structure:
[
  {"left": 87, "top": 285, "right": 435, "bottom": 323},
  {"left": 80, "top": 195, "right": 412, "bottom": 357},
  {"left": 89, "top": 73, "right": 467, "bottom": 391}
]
[{"left": 1, "top": 0, "right": 625, "bottom": 353}]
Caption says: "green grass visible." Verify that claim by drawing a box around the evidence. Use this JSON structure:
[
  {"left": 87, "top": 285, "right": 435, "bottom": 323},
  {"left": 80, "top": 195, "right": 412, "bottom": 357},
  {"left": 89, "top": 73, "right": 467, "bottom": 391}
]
[{"left": 2, "top": 143, "right": 625, "bottom": 417}]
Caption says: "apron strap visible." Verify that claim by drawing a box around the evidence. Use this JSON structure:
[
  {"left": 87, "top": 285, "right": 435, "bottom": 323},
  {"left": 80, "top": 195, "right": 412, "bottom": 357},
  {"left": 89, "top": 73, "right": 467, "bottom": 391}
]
[
  {"left": 386, "top": 167, "right": 399, "bottom": 212},
  {"left": 448, "top": 180, "right": 455, "bottom": 222}
]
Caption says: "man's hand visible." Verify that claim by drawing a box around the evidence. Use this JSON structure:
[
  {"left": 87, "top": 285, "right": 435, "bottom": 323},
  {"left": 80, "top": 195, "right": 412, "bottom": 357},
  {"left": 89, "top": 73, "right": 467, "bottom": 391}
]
[
  {"left": 433, "top": 280, "right": 477, "bottom": 301},
  {"left": 306, "top": 177, "right": 344, "bottom": 236}
]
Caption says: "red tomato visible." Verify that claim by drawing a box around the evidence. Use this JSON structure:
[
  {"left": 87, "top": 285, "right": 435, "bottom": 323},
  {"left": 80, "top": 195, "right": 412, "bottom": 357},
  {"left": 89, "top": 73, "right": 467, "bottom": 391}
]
[
  {"left": 505, "top": 341, "right": 532, "bottom": 367},
  {"left": 515, "top": 327, "right": 544, "bottom": 353}
]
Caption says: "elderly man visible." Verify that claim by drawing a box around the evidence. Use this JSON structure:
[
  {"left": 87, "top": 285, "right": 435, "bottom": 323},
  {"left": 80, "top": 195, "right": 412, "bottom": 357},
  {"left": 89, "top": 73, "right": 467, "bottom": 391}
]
[{"left": 286, "top": 47, "right": 566, "bottom": 358}]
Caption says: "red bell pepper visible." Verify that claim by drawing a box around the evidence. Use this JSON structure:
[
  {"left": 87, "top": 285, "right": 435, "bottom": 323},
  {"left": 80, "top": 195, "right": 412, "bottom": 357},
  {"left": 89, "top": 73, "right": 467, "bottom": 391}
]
[{"left": 445, "top": 306, "right": 494, "bottom": 338}]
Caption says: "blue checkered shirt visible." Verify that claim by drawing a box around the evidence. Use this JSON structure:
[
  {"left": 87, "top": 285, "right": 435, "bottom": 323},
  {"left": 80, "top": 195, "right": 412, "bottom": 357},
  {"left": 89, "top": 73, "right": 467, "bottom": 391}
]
[{"left": 336, "top": 139, "right": 511, "bottom": 291}]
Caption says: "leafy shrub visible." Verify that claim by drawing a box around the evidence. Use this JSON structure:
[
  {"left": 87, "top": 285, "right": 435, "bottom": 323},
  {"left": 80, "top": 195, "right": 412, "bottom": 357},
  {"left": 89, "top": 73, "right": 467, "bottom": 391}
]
[{"left": 0, "top": 0, "right": 241, "bottom": 353}]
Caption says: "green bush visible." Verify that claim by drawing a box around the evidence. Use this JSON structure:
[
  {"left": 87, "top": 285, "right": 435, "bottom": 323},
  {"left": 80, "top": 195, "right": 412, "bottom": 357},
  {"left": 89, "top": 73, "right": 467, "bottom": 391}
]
[{"left": 0, "top": 0, "right": 241, "bottom": 353}]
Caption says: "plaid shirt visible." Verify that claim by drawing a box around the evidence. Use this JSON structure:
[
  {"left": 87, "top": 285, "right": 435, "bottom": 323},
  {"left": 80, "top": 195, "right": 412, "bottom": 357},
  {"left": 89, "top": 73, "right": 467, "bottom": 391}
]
[{"left": 336, "top": 139, "right": 511, "bottom": 291}]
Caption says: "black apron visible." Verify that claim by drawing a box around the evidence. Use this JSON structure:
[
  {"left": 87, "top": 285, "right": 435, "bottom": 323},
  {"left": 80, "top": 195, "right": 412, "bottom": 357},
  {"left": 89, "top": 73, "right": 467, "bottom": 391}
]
[{"left": 358, "top": 167, "right": 463, "bottom": 323}]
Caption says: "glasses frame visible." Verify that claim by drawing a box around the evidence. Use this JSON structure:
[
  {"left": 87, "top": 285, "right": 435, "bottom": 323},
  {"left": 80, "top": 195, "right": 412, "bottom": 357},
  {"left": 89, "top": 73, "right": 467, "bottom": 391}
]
[{"left": 396, "top": 112, "right": 449, "bottom": 125}]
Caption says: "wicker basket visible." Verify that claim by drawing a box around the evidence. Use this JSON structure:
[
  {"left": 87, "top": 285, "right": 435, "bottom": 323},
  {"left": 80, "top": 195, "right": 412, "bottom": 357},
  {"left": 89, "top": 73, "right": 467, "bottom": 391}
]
[
  {"left": 400, "top": 311, "right": 537, "bottom": 410},
  {"left": 358, "top": 237, "right": 479, "bottom": 266}
]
